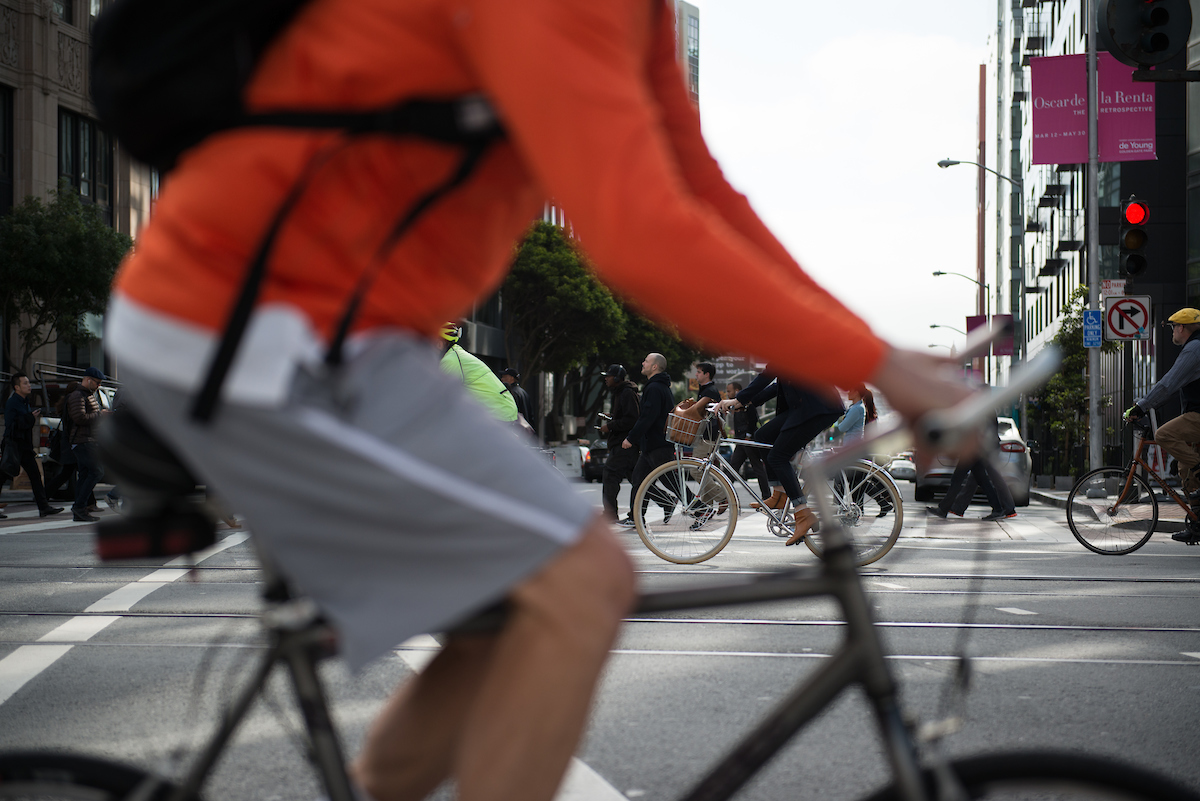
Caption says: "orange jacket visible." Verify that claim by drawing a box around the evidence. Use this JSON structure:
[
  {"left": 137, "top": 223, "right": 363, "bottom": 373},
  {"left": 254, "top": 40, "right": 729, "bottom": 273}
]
[{"left": 113, "top": 0, "right": 884, "bottom": 389}]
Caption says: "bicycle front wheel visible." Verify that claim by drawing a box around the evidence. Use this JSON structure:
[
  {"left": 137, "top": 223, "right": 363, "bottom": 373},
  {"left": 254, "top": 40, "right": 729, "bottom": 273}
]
[
  {"left": 0, "top": 751, "right": 186, "bottom": 800},
  {"left": 805, "top": 461, "right": 903, "bottom": 566},
  {"left": 863, "top": 750, "right": 1200, "bottom": 801},
  {"left": 1066, "top": 467, "right": 1158, "bottom": 555},
  {"left": 633, "top": 458, "right": 738, "bottom": 564}
]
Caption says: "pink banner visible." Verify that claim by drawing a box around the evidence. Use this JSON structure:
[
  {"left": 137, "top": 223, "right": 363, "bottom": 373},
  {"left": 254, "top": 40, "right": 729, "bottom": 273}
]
[{"left": 1030, "top": 53, "right": 1155, "bottom": 165}]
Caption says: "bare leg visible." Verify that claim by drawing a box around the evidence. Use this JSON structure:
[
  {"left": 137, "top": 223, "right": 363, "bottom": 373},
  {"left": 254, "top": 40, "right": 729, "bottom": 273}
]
[{"left": 352, "top": 518, "right": 635, "bottom": 801}]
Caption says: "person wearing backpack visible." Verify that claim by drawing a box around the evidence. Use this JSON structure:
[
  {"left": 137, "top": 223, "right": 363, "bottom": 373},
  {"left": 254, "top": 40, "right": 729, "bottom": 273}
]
[
  {"left": 99, "top": 1, "right": 979, "bottom": 798},
  {"left": 67, "top": 368, "right": 108, "bottom": 523}
]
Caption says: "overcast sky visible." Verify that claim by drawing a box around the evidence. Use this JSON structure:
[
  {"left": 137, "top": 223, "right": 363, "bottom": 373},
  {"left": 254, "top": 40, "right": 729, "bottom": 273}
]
[{"left": 691, "top": 0, "right": 1000, "bottom": 354}]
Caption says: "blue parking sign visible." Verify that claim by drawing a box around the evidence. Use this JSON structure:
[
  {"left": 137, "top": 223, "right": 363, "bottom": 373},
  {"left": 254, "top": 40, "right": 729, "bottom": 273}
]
[{"left": 1083, "top": 309, "right": 1102, "bottom": 348}]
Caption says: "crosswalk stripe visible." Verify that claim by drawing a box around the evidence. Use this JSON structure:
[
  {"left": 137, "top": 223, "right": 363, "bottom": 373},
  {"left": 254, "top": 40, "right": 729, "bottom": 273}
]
[{"left": 0, "top": 531, "right": 250, "bottom": 708}]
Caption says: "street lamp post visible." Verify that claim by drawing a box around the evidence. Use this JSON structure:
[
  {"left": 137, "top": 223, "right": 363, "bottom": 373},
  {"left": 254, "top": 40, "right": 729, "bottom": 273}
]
[
  {"left": 930, "top": 323, "right": 967, "bottom": 336},
  {"left": 938, "top": 158, "right": 1026, "bottom": 432},
  {"left": 932, "top": 270, "right": 990, "bottom": 382}
]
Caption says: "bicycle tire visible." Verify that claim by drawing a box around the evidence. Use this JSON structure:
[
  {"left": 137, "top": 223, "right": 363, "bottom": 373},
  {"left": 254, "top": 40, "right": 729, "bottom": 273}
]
[
  {"left": 805, "top": 461, "right": 903, "bottom": 566},
  {"left": 1066, "top": 467, "right": 1158, "bottom": 555},
  {"left": 633, "top": 458, "right": 738, "bottom": 564},
  {"left": 862, "top": 750, "right": 1200, "bottom": 801},
  {"left": 0, "top": 751, "right": 188, "bottom": 800}
]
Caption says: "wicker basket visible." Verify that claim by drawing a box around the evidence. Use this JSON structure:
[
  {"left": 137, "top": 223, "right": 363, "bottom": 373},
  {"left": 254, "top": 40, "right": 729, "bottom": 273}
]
[{"left": 665, "top": 411, "right": 704, "bottom": 445}]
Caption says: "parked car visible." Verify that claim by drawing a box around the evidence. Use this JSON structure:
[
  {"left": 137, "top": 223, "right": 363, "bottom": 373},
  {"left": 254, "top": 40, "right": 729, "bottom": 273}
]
[
  {"left": 886, "top": 452, "right": 916, "bottom": 482},
  {"left": 582, "top": 440, "right": 608, "bottom": 482},
  {"left": 914, "top": 417, "right": 1032, "bottom": 507}
]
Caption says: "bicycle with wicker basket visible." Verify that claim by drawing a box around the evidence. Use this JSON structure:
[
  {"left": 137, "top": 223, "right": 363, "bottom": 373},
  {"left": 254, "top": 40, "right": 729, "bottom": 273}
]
[{"left": 630, "top": 401, "right": 904, "bottom": 565}]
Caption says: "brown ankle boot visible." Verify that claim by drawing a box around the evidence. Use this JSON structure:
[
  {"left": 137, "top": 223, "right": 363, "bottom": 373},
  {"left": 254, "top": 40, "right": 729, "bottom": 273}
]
[
  {"left": 751, "top": 489, "right": 787, "bottom": 510},
  {"left": 785, "top": 506, "right": 817, "bottom": 546}
]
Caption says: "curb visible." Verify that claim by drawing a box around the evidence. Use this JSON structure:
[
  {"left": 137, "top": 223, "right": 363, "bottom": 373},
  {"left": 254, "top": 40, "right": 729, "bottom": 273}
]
[{"left": 1031, "top": 488, "right": 1186, "bottom": 533}]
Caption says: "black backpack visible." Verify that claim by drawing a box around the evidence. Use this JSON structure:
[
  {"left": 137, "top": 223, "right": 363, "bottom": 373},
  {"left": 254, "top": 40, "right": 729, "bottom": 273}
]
[{"left": 90, "top": 0, "right": 507, "bottom": 421}]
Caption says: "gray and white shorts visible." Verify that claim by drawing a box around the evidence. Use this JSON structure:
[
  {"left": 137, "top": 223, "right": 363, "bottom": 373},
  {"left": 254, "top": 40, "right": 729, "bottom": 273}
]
[{"left": 121, "top": 334, "right": 594, "bottom": 670}]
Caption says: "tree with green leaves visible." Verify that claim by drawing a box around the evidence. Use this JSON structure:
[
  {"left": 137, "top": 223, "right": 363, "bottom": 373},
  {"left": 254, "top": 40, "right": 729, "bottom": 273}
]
[
  {"left": 0, "top": 182, "right": 132, "bottom": 373},
  {"left": 501, "top": 221, "right": 705, "bottom": 438},
  {"left": 1029, "top": 286, "right": 1117, "bottom": 475}
]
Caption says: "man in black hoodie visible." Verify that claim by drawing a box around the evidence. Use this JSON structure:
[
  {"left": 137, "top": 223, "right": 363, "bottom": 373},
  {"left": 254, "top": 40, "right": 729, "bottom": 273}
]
[
  {"left": 599, "top": 364, "right": 640, "bottom": 524},
  {"left": 624, "top": 352, "right": 676, "bottom": 525}
]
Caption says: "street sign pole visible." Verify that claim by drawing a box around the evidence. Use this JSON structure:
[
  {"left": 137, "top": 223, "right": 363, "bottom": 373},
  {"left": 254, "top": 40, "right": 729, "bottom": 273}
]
[{"left": 1087, "top": 0, "right": 1103, "bottom": 471}]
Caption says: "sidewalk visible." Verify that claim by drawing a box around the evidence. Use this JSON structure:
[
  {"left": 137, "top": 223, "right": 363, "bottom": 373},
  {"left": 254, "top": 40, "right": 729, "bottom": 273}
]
[{"left": 1031, "top": 487, "right": 1187, "bottom": 533}]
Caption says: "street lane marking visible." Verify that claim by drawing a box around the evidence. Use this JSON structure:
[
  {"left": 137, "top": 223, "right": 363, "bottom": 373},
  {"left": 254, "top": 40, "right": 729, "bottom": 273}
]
[
  {"left": 0, "top": 532, "right": 250, "bottom": 708},
  {"left": 1183, "top": 652, "right": 1200, "bottom": 660},
  {"left": 0, "top": 518, "right": 99, "bottom": 535},
  {"left": 608, "top": 648, "right": 1200, "bottom": 666},
  {"left": 37, "top": 616, "right": 120, "bottom": 642},
  {"left": 996, "top": 607, "right": 1038, "bottom": 615},
  {"left": 0, "top": 645, "right": 73, "bottom": 705},
  {"left": 871, "top": 582, "right": 909, "bottom": 590}
]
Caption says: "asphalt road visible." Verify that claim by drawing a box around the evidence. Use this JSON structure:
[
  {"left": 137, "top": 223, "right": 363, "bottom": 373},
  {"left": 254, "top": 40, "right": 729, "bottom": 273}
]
[{"left": 1, "top": 479, "right": 1198, "bottom": 800}]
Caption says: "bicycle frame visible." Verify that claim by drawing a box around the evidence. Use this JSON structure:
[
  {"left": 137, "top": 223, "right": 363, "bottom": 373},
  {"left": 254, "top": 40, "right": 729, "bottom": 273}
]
[
  {"left": 157, "top": 556, "right": 357, "bottom": 801},
  {"left": 1124, "top": 431, "right": 1199, "bottom": 523},
  {"left": 159, "top": 349, "right": 1064, "bottom": 801}
]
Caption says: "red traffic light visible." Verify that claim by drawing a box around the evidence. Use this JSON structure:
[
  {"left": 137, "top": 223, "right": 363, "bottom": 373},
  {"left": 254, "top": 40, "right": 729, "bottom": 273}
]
[{"left": 1123, "top": 200, "right": 1149, "bottom": 225}]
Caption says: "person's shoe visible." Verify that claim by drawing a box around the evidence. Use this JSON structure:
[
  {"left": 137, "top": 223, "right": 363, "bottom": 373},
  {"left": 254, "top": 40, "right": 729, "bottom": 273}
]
[
  {"left": 982, "top": 510, "right": 1018, "bottom": 521},
  {"left": 0, "top": 512, "right": 7, "bottom": 519},
  {"left": 925, "top": 506, "right": 948, "bottom": 519},
  {"left": 877, "top": 502, "right": 894, "bottom": 518},
  {"left": 615, "top": 517, "right": 636, "bottom": 529},
  {"left": 662, "top": 507, "right": 674, "bottom": 525},
  {"left": 785, "top": 506, "right": 818, "bottom": 546},
  {"left": 751, "top": 489, "right": 787, "bottom": 511},
  {"left": 73, "top": 511, "right": 100, "bottom": 523},
  {"left": 1171, "top": 529, "right": 1200, "bottom": 544},
  {"left": 105, "top": 495, "right": 119, "bottom": 511},
  {"left": 39, "top": 506, "right": 64, "bottom": 517},
  {"left": 689, "top": 506, "right": 716, "bottom": 530},
  {"left": 87, "top": 504, "right": 103, "bottom": 513}
]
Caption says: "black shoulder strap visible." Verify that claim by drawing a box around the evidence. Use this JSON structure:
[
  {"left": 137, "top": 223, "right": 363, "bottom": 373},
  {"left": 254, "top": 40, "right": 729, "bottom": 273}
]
[{"left": 189, "top": 127, "right": 499, "bottom": 422}]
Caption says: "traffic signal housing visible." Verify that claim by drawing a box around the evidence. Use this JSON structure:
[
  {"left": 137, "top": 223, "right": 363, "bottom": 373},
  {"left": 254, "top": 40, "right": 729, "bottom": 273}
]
[
  {"left": 1098, "top": 0, "right": 1192, "bottom": 68},
  {"left": 1119, "top": 196, "right": 1149, "bottom": 277}
]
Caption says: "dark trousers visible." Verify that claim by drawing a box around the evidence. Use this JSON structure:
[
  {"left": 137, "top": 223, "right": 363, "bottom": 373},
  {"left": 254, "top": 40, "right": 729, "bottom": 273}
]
[
  {"left": 755, "top": 411, "right": 840, "bottom": 503},
  {"left": 946, "top": 459, "right": 1015, "bottom": 516},
  {"left": 938, "top": 459, "right": 1005, "bottom": 515},
  {"left": 632, "top": 445, "right": 680, "bottom": 517},
  {"left": 601, "top": 443, "right": 639, "bottom": 520},
  {"left": 728, "top": 440, "right": 770, "bottom": 499},
  {"left": 73, "top": 443, "right": 103, "bottom": 514},
  {"left": 2, "top": 448, "right": 53, "bottom": 511}
]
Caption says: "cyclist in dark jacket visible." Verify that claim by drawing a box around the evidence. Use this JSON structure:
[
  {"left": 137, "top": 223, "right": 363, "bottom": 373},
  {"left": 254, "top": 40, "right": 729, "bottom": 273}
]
[{"left": 721, "top": 365, "right": 842, "bottom": 545}]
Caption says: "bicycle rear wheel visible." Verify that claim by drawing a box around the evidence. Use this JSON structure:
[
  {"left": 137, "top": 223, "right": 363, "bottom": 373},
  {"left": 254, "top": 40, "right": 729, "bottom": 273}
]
[
  {"left": 1066, "top": 467, "right": 1158, "bottom": 555},
  {"left": 633, "top": 458, "right": 738, "bottom": 564},
  {"left": 863, "top": 750, "right": 1200, "bottom": 801},
  {"left": 805, "top": 462, "right": 903, "bottom": 566},
  {"left": 0, "top": 751, "right": 185, "bottom": 800}
]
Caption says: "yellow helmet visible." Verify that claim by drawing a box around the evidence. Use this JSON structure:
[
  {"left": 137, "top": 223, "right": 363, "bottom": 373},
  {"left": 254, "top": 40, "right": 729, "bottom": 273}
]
[{"left": 440, "top": 321, "right": 462, "bottom": 343}]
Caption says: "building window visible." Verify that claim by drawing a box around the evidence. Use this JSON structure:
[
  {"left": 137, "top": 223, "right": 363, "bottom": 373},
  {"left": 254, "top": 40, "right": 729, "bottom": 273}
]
[
  {"left": 53, "top": 0, "right": 73, "bottom": 25},
  {"left": 58, "top": 108, "right": 113, "bottom": 225},
  {"left": 0, "top": 85, "right": 12, "bottom": 215}
]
